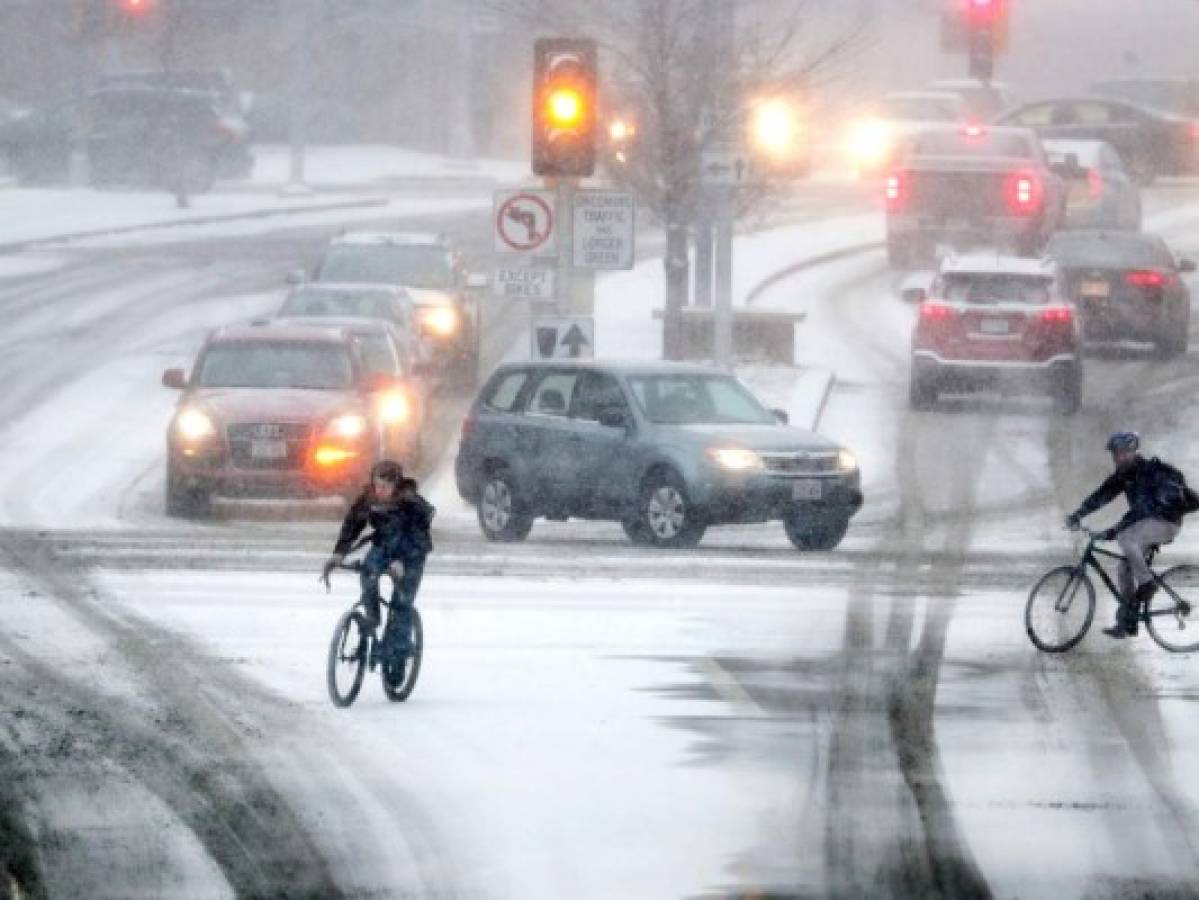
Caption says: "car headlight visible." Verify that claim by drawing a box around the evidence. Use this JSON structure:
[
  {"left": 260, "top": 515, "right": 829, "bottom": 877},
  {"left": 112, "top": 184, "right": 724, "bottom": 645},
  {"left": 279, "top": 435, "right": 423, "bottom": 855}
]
[
  {"left": 837, "top": 449, "right": 858, "bottom": 472},
  {"left": 846, "top": 118, "right": 892, "bottom": 169},
  {"left": 174, "top": 408, "right": 215, "bottom": 441},
  {"left": 377, "top": 391, "right": 411, "bottom": 425},
  {"left": 327, "top": 413, "right": 367, "bottom": 440},
  {"left": 421, "top": 306, "right": 458, "bottom": 337},
  {"left": 707, "top": 447, "right": 764, "bottom": 471}
]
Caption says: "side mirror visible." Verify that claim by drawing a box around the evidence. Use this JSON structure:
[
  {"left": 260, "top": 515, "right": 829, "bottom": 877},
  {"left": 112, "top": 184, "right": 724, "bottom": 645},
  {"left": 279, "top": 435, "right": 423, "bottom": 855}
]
[
  {"left": 465, "top": 272, "right": 488, "bottom": 291},
  {"left": 162, "top": 368, "right": 188, "bottom": 390},
  {"left": 901, "top": 286, "right": 927, "bottom": 304},
  {"left": 285, "top": 268, "right": 307, "bottom": 286},
  {"left": 771, "top": 407, "right": 790, "bottom": 425},
  {"left": 598, "top": 407, "right": 629, "bottom": 430},
  {"left": 1180, "top": 258, "right": 1196, "bottom": 274}
]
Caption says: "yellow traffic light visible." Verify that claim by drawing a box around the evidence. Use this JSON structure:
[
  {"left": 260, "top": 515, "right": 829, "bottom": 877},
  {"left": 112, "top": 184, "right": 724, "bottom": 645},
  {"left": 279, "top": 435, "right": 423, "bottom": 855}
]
[{"left": 547, "top": 87, "right": 584, "bottom": 127}]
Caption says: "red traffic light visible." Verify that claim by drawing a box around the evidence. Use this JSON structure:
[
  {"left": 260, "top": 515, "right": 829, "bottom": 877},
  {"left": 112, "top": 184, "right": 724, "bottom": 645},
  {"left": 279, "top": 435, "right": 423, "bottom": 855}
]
[
  {"left": 117, "top": 0, "right": 156, "bottom": 14},
  {"left": 964, "top": 0, "right": 1003, "bottom": 26}
]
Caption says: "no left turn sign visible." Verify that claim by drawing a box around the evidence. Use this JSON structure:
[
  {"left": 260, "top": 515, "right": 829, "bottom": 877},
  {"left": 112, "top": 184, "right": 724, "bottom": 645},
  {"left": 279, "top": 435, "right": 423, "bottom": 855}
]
[{"left": 494, "top": 190, "right": 557, "bottom": 255}]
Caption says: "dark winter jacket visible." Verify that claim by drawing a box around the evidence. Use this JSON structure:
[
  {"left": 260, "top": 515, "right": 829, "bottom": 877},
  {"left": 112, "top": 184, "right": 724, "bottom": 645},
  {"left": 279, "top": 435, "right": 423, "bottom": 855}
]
[
  {"left": 333, "top": 481, "right": 435, "bottom": 559},
  {"left": 1072, "top": 455, "right": 1198, "bottom": 529}
]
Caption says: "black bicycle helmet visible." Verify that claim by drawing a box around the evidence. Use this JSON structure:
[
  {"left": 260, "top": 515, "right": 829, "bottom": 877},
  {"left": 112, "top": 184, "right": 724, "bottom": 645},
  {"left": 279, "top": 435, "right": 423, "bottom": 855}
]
[
  {"left": 370, "top": 459, "right": 403, "bottom": 483},
  {"left": 1105, "top": 431, "right": 1140, "bottom": 454}
]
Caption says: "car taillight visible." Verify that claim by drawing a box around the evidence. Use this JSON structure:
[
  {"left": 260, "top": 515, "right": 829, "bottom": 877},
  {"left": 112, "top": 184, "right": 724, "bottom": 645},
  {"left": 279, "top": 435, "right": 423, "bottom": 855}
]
[
  {"left": 1040, "top": 306, "right": 1073, "bottom": 325},
  {"left": 1004, "top": 171, "right": 1043, "bottom": 215},
  {"left": 1087, "top": 167, "right": 1103, "bottom": 199},
  {"left": 1126, "top": 269, "right": 1168, "bottom": 289},
  {"left": 885, "top": 172, "right": 906, "bottom": 210},
  {"left": 919, "top": 301, "right": 955, "bottom": 321},
  {"left": 460, "top": 414, "right": 476, "bottom": 441}
]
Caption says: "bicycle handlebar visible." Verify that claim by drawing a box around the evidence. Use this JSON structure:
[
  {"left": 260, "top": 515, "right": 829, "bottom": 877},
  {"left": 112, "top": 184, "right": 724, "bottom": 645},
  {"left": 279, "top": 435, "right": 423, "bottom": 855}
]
[{"left": 1065, "top": 523, "right": 1113, "bottom": 541}]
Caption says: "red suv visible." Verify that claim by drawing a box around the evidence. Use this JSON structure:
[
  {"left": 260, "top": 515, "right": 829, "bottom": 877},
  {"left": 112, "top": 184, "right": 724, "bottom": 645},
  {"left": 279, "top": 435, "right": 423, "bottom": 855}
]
[
  {"left": 162, "top": 323, "right": 420, "bottom": 517},
  {"left": 907, "top": 255, "right": 1083, "bottom": 414}
]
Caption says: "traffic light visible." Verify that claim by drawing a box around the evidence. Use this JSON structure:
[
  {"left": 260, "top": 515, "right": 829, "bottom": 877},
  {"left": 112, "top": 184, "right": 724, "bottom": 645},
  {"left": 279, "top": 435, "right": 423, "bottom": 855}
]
[
  {"left": 116, "top": 0, "right": 157, "bottom": 14},
  {"left": 532, "top": 37, "right": 598, "bottom": 178},
  {"left": 941, "top": 0, "right": 1010, "bottom": 60}
]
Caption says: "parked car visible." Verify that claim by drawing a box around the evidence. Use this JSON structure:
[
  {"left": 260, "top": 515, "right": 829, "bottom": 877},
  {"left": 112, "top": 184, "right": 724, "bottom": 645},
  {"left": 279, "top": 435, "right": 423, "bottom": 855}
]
[
  {"left": 907, "top": 254, "right": 1083, "bottom": 414},
  {"left": 994, "top": 96, "right": 1198, "bottom": 183},
  {"left": 1091, "top": 78, "right": 1199, "bottom": 118},
  {"left": 161, "top": 322, "right": 418, "bottom": 517},
  {"left": 455, "top": 360, "right": 864, "bottom": 550},
  {"left": 302, "top": 232, "right": 485, "bottom": 386},
  {"left": 884, "top": 124, "right": 1066, "bottom": 268},
  {"left": 844, "top": 90, "right": 967, "bottom": 177},
  {"left": 1045, "top": 230, "right": 1194, "bottom": 356},
  {"left": 277, "top": 283, "right": 427, "bottom": 373},
  {"left": 1042, "top": 139, "right": 1141, "bottom": 231},
  {"left": 0, "top": 86, "right": 253, "bottom": 190}
]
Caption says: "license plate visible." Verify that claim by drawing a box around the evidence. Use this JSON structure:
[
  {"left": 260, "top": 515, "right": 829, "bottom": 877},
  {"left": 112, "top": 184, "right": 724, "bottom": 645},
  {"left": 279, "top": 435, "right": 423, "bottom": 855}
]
[
  {"left": 1080, "top": 279, "right": 1110, "bottom": 298},
  {"left": 978, "top": 318, "right": 1010, "bottom": 335},
  {"left": 792, "top": 479, "right": 823, "bottom": 501},
  {"left": 250, "top": 439, "right": 288, "bottom": 460}
]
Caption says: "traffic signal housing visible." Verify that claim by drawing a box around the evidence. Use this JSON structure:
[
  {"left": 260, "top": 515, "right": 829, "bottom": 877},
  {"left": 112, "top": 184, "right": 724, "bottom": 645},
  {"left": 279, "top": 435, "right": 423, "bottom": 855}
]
[{"left": 532, "top": 37, "right": 598, "bottom": 178}]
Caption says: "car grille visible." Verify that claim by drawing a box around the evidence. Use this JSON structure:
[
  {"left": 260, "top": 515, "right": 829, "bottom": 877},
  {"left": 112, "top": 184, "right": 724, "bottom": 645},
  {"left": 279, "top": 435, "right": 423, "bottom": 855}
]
[
  {"left": 761, "top": 451, "right": 840, "bottom": 475},
  {"left": 227, "top": 422, "right": 312, "bottom": 470}
]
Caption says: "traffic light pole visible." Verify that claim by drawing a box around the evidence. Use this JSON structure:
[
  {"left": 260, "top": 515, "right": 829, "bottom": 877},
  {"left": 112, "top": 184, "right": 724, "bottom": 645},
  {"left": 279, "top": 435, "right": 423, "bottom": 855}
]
[
  {"left": 712, "top": 0, "right": 736, "bottom": 369},
  {"left": 284, "top": 0, "right": 315, "bottom": 194},
  {"left": 556, "top": 177, "right": 575, "bottom": 317}
]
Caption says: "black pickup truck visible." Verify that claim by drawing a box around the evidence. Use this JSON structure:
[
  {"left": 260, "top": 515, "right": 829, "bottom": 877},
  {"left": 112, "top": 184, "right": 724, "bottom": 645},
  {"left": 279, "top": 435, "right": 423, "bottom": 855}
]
[{"left": 884, "top": 124, "right": 1066, "bottom": 269}]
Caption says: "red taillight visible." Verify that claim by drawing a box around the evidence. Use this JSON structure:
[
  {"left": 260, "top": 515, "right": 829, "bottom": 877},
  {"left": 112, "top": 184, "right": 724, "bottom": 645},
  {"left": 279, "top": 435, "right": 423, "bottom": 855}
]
[
  {"left": 460, "top": 414, "right": 476, "bottom": 441},
  {"left": 1005, "top": 171, "right": 1043, "bottom": 215},
  {"left": 1126, "top": 269, "right": 1166, "bottom": 289},
  {"left": 885, "top": 172, "right": 906, "bottom": 210},
  {"left": 961, "top": 121, "right": 986, "bottom": 139},
  {"left": 920, "top": 301, "right": 955, "bottom": 321},
  {"left": 1040, "top": 306, "right": 1073, "bottom": 324},
  {"left": 1087, "top": 167, "right": 1103, "bottom": 199}
]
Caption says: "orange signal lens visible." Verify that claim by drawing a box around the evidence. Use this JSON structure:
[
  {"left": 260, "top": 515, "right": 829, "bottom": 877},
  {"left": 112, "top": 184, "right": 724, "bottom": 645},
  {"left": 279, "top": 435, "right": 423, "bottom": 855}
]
[{"left": 547, "top": 88, "right": 583, "bottom": 126}]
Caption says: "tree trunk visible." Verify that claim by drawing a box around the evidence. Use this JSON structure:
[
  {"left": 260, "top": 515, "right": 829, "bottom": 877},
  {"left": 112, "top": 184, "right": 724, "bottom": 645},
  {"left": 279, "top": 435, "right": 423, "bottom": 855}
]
[{"left": 662, "top": 223, "right": 690, "bottom": 360}]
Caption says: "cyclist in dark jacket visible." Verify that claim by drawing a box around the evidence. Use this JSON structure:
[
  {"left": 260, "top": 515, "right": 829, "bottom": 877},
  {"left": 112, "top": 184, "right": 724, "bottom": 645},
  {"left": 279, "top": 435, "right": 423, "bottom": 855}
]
[
  {"left": 1065, "top": 431, "right": 1196, "bottom": 638},
  {"left": 322, "top": 460, "right": 435, "bottom": 655}
]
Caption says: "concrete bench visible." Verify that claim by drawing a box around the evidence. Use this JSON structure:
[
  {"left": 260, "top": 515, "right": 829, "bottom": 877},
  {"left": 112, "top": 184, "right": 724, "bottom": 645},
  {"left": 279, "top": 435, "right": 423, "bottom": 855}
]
[{"left": 652, "top": 307, "right": 806, "bottom": 365}]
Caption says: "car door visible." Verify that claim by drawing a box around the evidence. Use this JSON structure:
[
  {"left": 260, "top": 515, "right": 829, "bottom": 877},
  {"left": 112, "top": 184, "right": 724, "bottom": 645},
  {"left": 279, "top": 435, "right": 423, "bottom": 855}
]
[
  {"left": 521, "top": 370, "right": 583, "bottom": 510},
  {"left": 566, "top": 370, "right": 639, "bottom": 514}
]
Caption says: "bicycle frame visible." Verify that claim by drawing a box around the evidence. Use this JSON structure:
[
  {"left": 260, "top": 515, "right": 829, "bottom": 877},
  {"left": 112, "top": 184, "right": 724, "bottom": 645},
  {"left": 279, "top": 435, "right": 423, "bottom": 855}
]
[{"left": 1071, "top": 535, "right": 1185, "bottom": 620}]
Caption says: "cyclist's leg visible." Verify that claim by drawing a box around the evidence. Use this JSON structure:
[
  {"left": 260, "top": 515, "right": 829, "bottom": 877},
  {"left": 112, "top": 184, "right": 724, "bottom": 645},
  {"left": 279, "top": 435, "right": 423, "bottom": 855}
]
[
  {"left": 390, "top": 553, "right": 426, "bottom": 653},
  {"left": 358, "top": 546, "right": 387, "bottom": 632},
  {"left": 1119, "top": 519, "right": 1180, "bottom": 599}
]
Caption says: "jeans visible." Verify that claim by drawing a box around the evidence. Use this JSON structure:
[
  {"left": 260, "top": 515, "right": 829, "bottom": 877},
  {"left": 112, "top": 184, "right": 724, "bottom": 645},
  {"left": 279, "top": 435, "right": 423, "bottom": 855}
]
[
  {"left": 360, "top": 545, "right": 426, "bottom": 654},
  {"left": 1117, "top": 518, "right": 1180, "bottom": 602}
]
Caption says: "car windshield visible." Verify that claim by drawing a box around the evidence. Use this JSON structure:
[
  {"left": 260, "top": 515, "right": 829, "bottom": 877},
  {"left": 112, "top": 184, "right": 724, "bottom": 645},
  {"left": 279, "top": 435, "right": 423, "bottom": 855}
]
[
  {"left": 911, "top": 130, "right": 1034, "bottom": 159},
  {"left": 940, "top": 273, "right": 1053, "bottom": 306},
  {"left": 1046, "top": 234, "right": 1164, "bottom": 269},
  {"left": 316, "top": 244, "right": 452, "bottom": 290},
  {"left": 351, "top": 333, "right": 400, "bottom": 377},
  {"left": 627, "top": 374, "right": 776, "bottom": 425},
  {"left": 280, "top": 287, "right": 394, "bottom": 319},
  {"left": 195, "top": 342, "right": 354, "bottom": 389}
]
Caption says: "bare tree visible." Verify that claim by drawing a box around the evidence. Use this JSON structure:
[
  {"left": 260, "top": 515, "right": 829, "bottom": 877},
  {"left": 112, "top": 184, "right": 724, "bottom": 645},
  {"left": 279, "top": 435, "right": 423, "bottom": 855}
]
[{"left": 486, "top": 0, "right": 876, "bottom": 357}]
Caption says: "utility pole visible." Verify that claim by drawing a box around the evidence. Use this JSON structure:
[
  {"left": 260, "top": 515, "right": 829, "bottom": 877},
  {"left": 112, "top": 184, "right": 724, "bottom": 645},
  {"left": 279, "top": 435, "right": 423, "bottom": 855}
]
[
  {"left": 712, "top": 0, "right": 736, "bottom": 368},
  {"left": 284, "top": 0, "right": 314, "bottom": 194}
]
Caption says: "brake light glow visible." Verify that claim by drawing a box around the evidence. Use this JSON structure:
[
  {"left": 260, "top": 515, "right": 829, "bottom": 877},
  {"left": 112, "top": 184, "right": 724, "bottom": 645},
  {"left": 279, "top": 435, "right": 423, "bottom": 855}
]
[
  {"left": 885, "top": 172, "right": 906, "bottom": 210},
  {"left": 1004, "top": 171, "right": 1043, "bottom": 215},
  {"left": 919, "top": 301, "right": 955, "bottom": 321},
  {"left": 460, "top": 414, "right": 476, "bottom": 441},
  {"left": 313, "top": 445, "right": 357, "bottom": 468},
  {"left": 1126, "top": 269, "right": 1166, "bottom": 289},
  {"left": 961, "top": 121, "right": 986, "bottom": 139},
  {"left": 1087, "top": 167, "right": 1103, "bottom": 199},
  {"left": 1040, "top": 306, "right": 1073, "bottom": 324},
  {"left": 377, "top": 391, "right": 411, "bottom": 425}
]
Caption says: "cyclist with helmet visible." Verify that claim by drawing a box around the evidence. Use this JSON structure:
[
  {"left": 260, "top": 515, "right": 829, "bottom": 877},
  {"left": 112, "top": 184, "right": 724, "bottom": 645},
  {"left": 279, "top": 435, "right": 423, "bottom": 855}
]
[
  {"left": 322, "top": 460, "right": 435, "bottom": 656},
  {"left": 1065, "top": 432, "right": 1197, "bottom": 638}
]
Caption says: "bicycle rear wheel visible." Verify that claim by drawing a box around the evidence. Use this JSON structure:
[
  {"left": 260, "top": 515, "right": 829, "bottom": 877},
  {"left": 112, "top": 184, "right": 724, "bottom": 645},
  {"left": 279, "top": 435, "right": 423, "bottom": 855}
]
[
  {"left": 1144, "top": 565, "right": 1199, "bottom": 653},
  {"left": 327, "top": 609, "right": 369, "bottom": 708},
  {"left": 1026, "top": 566, "right": 1095, "bottom": 653},
  {"left": 381, "top": 607, "right": 423, "bottom": 703}
]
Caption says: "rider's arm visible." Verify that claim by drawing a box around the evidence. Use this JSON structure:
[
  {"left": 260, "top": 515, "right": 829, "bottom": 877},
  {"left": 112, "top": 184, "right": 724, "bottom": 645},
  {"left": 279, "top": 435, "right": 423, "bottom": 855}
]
[
  {"left": 332, "top": 491, "right": 370, "bottom": 556},
  {"left": 1072, "top": 470, "right": 1126, "bottom": 521}
]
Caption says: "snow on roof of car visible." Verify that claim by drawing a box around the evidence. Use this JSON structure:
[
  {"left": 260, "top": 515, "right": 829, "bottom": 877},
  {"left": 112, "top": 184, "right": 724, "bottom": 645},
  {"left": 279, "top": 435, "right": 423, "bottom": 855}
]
[
  {"left": 939, "top": 254, "right": 1057, "bottom": 277},
  {"left": 331, "top": 231, "right": 447, "bottom": 247},
  {"left": 884, "top": 90, "right": 966, "bottom": 102}
]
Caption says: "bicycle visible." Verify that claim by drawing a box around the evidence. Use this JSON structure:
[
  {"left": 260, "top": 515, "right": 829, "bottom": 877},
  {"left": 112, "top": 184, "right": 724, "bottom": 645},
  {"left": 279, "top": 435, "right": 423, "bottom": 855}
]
[
  {"left": 1025, "top": 525, "right": 1199, "bottom": 653},
  {"left": 324, "top": 560, "right": 424, "bottom": 707}
]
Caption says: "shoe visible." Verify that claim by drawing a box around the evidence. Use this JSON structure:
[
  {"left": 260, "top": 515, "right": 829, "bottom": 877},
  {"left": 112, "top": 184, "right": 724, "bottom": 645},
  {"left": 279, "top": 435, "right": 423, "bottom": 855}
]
[{"left": 1102, "top": 623, "right": 1130, "bottom": 639}]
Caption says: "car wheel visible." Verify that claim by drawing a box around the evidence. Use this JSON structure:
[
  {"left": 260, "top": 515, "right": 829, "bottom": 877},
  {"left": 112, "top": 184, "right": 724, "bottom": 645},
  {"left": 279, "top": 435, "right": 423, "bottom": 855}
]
[
  {"left": 785, "top": 512, "right": 849, "bottom": 551},
  {"left": 165, "top": 463, "right": 211, "bottom": 518},
  {"left": 1051, "top": 365, "right": 1082, "bottom": 416},
  {"left": 1156, "top": 309, "right": 1189, "bottom": 358},
  {"left": 908, "top": 372, "right": 937, "bottom": 411},
  {"left": 637, "top": 471, "right": 705, "bottom": 549},
  {"left": 621, "top": 517, "right": 653, "bottom": 546},
  {"left": 477, "top": 469, "right": 533, "bottom": 542}
]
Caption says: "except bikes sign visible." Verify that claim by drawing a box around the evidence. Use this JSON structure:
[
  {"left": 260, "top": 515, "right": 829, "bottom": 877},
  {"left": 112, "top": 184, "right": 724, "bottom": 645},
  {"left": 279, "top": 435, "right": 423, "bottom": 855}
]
[{"left": 494, "top": 189, "right": 557, "bottom": 256}]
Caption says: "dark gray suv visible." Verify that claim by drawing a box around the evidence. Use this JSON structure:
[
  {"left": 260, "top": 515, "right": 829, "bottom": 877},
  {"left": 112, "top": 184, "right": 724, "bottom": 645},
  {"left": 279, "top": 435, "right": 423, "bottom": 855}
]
[{"left": 455, "top": 361, "right": 863, "bottom": 550}]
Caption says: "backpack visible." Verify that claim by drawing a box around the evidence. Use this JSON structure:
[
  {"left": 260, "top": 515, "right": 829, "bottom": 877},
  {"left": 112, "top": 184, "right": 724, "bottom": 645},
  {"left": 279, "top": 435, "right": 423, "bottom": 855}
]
[{"left": 1148, "top": 458, "right": 1199, "bottom": 519}]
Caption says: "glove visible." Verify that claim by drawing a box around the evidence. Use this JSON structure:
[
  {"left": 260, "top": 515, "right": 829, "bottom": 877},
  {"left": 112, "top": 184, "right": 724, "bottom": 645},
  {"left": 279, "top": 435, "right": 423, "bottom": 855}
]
[
  {"left": 1064, "top": 513, "right": 1081, "bottom": 531},
  {"left": 320, "top": 554, "right": 344, "bottom": 590}
]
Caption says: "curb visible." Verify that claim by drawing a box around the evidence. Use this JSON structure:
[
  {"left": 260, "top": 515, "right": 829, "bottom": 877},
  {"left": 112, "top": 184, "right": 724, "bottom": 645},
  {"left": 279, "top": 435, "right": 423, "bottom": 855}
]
[
  {"left": 744, "top": 239, "right": 884, "bottom": 305},
  {"left": 0, "top": 195, "right": 391, "bottom": 254}
]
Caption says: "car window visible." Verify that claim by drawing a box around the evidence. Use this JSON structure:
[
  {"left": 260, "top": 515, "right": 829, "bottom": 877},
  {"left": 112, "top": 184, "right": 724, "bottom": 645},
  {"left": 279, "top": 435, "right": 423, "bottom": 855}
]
[
  {"left": 1073, "top": 102, "right": 1114, "bottom": 125},
  {"left": 527, "top": 372, "right": 578, "bottom": 417},
  {"left": 281, "top": 288, "right": 397, "bottom": 322},
  {"left": 1012, "top": 104, "right": 1055, "bottom": 127},
  {"left": 911, "top": 130, "right": 1034, "bottom": 159},
  {"left": 316, "top": 244, "right": 453, "bottom": 290},
  {"left": 627, "top": 374, "right": 775, "bottom": 425},
  {"left": 351, "top": 333, "right": 400, "bottom": 377},
  {"left": 570, "top": 372, "right": 627, "bottom": 421},
  {"left": 195, "top": 342, "right": 354, "bottom": 389},
  {"left": 1047, "top": 234, "right": 1162, "bottom": 269},
  {"left": 938, "top": 273, "right": 1053, "bottom": 306},
  {"left": 482, "top": 370, "right": 530, "bottom": 413}
]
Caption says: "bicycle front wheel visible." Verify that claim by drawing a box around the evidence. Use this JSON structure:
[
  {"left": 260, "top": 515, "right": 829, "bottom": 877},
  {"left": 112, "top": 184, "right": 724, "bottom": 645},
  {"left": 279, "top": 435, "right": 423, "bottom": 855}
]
[
  {"left": 1026, "top": 566, "right": 1095, "bottom": 653},
  {"left": 382, "top": 607, "right": 423, "bottom": 703},
  {"left": 1145, "top": 564, "right": 1199, "bottom": 653},
  {"left": 327, "top": 609, "right": 369, "bottom": 708}
]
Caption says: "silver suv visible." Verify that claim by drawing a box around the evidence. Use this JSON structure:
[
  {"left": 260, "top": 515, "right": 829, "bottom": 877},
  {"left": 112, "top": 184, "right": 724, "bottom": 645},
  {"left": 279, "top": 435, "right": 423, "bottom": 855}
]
[{"left": 455, "top": 361, "right": 863, "bottom": 550}]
